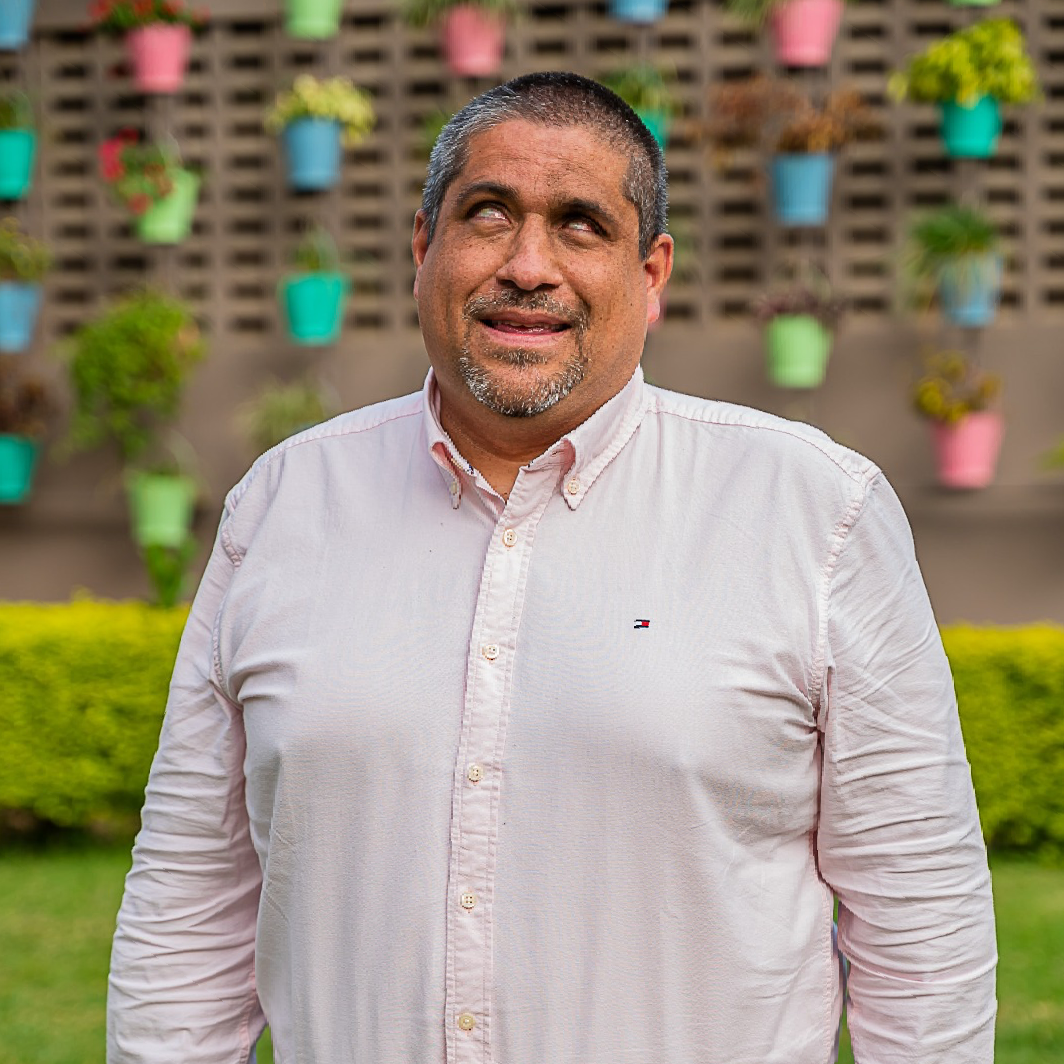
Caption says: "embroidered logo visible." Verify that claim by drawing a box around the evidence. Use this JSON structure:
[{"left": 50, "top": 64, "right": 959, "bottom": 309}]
[{"left": 634, "top": 619, "right": 650, "bottom": 629}]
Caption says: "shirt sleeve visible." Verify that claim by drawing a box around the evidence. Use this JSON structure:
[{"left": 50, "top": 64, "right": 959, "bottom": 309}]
[
  {"left": 107, "top": 502, "right": 266, "bottom": 1064},
  {"left": 816, "top": 472, "right": 997, "bottom": 1064}
]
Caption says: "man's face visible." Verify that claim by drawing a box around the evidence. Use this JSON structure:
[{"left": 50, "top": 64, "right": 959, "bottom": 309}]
[{"left": 412, "top": 119, "right": 672, "bottom": 427}]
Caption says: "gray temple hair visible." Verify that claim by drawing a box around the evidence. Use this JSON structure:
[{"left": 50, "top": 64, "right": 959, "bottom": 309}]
[{"left": 420, "top": 71, "right": 668, "bottom": 261}]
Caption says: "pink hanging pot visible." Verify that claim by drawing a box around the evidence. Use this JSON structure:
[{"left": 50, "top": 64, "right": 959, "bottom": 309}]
[
  {"left": 770, "top": 0, "right": 844, "bottom": 68},
  {"left": 931, "top": 410, "right": 1003, "bottom": 490},
  {"left": 126, "top": 23, "right": 192, "bottom": 93},
  {"left": 440, "top": 5, "right": 505, "bottom": 78}
]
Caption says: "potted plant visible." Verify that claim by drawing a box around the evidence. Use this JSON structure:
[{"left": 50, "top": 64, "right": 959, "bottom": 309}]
[
  {"left": 401, "top": 0, "right": 515, "bottom": 78},
  {"left": 912, "top": 350, "right": 1003, "bottom": 489},
  {"left": 58, "top": 288, "right": 206, "bottom": 546},
  {"left": 284, "top": 0, "right": 344, "bottom": 39},
  {"left": 238, "top": 375, "right": 338, "bottom": 455},
  {"left": 889, "top": 19, "right": 1039, "bottom": 159},
  {"left": 705, "top": 77, "right": 877, "bottom": 226},
  {"left": 725, "top": 0, "right": 849, "bottom": 68},
  {"left": 907, "top": 204, "right": 1001, "bottom": 327},
  {"left": 419, "top": 108, "right": 454, "bottom": 160},
  {"left": 98, "top": 128, "right": 201, "bottom": 243},
  {"left": 751, "top": 270, "right": 846, "bottom": 388},
  {"left": 0, "top": 364, "right": 51, "bottom": 504},
  {"left": 89, "top": 0, "right": 208, "bottom": 94},
  {"left": 601, "top": 65, "right": 680, "bottom": 150},
  {"left": 0, "top": 88, "right": 35, "bottom": 201},
  {"left": 608, "top": 0, "right": 667, "bottom": 25},
  {"left": 0, "top": 217, "right": 51, "bottom": 353},
  {"left": 265, "top": 75, "right": 375, "bottom": 192},
  {"left": 0, "top": 0, "right": 36, "bottom": 50},
  {"left": 279, "top": 225, "right": 351, "bottom": 345}
]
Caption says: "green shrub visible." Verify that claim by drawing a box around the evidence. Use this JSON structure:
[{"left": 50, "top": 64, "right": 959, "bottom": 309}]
[{"left": 1, "top": 604, "right": 1062, "bottom": 858}]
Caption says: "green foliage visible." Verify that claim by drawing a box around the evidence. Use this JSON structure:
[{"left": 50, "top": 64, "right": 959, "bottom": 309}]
[
  {"left": 912, "top": 350, "right": 1001, "bottom": 425},
  {"left": 419, "top": 108, "right": 454, "bottom": 159},
  {"left": 890, "top": 18, "right": 1040, "bottom": 106},
  {"left": 238, "top": 375, "right": 337, "bottom": 455},
  {"left": 905, "top": 203, "right": 999, "bottom": 308},
  {"left": 1, "top": 605, "right": 1062, "bottom": 859},
  {"left": 0, "top": 88, "right": 32, "bottom": 131},
  {"left": 57, "top": 289, "right": 205, "bottom": 467},
  {"left": 0, "top": 363, "right": 53, "bottom": 438},
  {"left": 289, "top": 224, "right": 342, "bottom": 274},
  {"left": 0, "top": 216, "right": 53, "bottom": 282},
  {"left": 89, "top": 0, "right": 208, "bottom": 35},
  {"left": 401, "top": 0, "right": 515, "bottom": 29},
  {"left": 264, "top": 75, "right": 376, "bottom": 149},
  {"left": 97, "top": 131, "right": 190, "bottom": 217},
  {"left": 141, "top": 536, "right": 198, "bottom": 608},
  {"left": 600, "top": 64, "right": 680, "bottom": 116}
]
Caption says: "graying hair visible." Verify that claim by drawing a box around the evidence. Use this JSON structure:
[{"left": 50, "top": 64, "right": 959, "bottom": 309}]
[{"left": 421, "top": 71, "right": 668, "bottom": 260}]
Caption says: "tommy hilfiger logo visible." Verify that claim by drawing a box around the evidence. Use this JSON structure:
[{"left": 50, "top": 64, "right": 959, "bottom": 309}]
[{"left": 634, "top": 619, "right": 650, "bottom": 629}]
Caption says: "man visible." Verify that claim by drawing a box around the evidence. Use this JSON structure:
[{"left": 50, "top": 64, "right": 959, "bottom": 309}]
[{"left": 108, "top": 72, "right": 997, "bottom": 1064}]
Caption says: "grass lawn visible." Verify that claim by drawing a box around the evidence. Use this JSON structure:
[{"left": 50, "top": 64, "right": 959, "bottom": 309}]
[{"left": 0, "top": 847, "right": 1060, "bottom": 1063}]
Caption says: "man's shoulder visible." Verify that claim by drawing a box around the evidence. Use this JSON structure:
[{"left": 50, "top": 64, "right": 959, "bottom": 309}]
[{"left": 644, "top": 383, "right": 880, "bottom": 487}]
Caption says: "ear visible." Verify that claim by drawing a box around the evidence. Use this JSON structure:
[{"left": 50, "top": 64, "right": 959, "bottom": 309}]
[
  {"left": 412, "top": 210, "right": 430, "bottom": 300},
  {"left": 644, "top": 233, "right": 674, "bottom": 327}
]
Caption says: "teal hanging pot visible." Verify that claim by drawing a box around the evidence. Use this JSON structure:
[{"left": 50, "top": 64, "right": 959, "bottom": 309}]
[
  {"left": 0, "top": 129, "right": 36, "bottom": 199},
  {"left": 636, "top": 108, "right": 670, "bottom": 150},
  {"left": 0, "top": 434, "right": 39, "bottom": 504},
  {"left": 280, "top": 272, "right": 350, "bottom": 345},
  {"left": 282, "top": 118, "right": 342, "bottom": 190},
  {"left": 940, "top": 96, "right": 1002, "bottom": 159},
  {"left": 770, "top": 153, "right": 835, "bottom": 226},
  {"left": 0, "top": 0, "right": 35, "bottom": 49},
  {"left": 0, "top": 281, "right": 42, "bottom": 352}
]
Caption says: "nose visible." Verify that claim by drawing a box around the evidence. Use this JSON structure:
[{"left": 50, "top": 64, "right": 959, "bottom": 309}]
[{"left": 495, "top": 218, "right": 563, "bottom": 291}]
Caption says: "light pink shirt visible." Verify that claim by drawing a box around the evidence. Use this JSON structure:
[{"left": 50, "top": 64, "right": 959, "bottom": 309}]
[{"left": 108, "top": 367, "right": 996, "bottom": 1064}]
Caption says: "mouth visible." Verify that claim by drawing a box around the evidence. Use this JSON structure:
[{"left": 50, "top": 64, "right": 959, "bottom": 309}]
[{"left": 478, "top": 314, "right": 572, "bottom": 339}]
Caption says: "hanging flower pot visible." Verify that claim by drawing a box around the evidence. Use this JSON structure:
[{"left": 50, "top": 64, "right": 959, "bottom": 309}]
[
  {"left": 0, "top": 0, "right": 35, "bottom": 50},
  {"left": 931, "top": 411, "right": 1003, "bottom": 489},
  {"left": 770, "top": 0, "right": 844, "bottom": 68},
  {"left": 127, "top": 470, "right": 197, "bottom": 547},
  {"left": 0, "top": 434, "right": 39, "bottom": 504},
  {"left": 0, "top": 283, "right": 42, "bottom": 352},
  {"left": 0, "top": 129, "right": 34, "bottom": 200},
  {"left": 282, "top": 117, "right": 342, "bottom": 190},
  {"left": 764, "top": 314, "right": 832, "bottom": 388},
  {"left": 939, "top": 95, "right": 1002, "bottom": 159},
  {"left": 937, "top": 252, "right": 1003, "bottom": 327},
  {"left": 948, "top": 0, "right": 1000, "bottom": 6},
  {"left": 280, "top": 273, "right": 350, "bottom": 345},
  {"left": 608, "top": 0, "right": 666, "bottom": 23},
  {"left": 135, "top": 168, "right": 200, "bottom": 243},
  {"left": 285, "top": 0, "right": 344, "bottom": 39},
  {"left": 440, "top": 5, "right": 505, "bottom": 76},
  {"left": 770, "top": 152, "right": 835, "bottom": 226},
  {"left": 126, "top": 23, "right": 192, "bottom": 93}
]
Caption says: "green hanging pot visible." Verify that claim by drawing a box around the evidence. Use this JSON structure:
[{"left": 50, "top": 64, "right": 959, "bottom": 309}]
[
  {"left": 135, "top": 169, "right": 200, "bottom": 244},
  {"left": 0, "top": 434, "right": 39, "bottom": 504},
  {"left": 0, "top": 128, "right": 36, "bottom": 200},
  {"left": 285, "top": 0, "right": 344, "bottom": 38},
  {"left": 126, "top": 471, "right": 197, "bottom": 548},
  {"left": 765, "top": 314, "right": 832, "bottom": 388},
  {"left": 280, "top": 272, "right": 350, "bottom": 345}
]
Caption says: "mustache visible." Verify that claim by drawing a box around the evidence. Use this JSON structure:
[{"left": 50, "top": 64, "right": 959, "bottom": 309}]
[{"left": 463, "top": 291, "right": 590, "bottom": 331}]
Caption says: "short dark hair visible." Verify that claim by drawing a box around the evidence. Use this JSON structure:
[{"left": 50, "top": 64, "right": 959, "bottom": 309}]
[{"left": 420, "top": 71, "right": 668, "bottom": 260}]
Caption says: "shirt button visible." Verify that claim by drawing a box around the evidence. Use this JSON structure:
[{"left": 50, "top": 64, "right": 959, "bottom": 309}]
[
  {"left": 502, "top": 528, "right": 517, "bottom": 547},
  {"left": 467, "top": 764, "right": 483, "bottom": 783},
  {"left": 566, "top": 477, "right": 580, "bottom": 495},
  {"left": 449, "top": 479, "right": 459, "bottom": 496},
  {"left": 461, "top": 892, "right": 477, "bottom": 910},
  {"left": 482, "top": 643, "right": 499, "bottom": 661},
  {"left": 458, "top": 1013, "right": 477, "bottom": 1031}
]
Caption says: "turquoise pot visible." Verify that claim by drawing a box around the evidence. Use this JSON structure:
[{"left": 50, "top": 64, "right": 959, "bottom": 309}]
[
  {"left": 0, "top": 129, "right": 36, "bottom": 199},
  {"left": 0, "top": 0, "right": 35, "bottom": 49},
  {"left": 0, "top": 281, "right": 42, "bottom": 352},
  {"left": 282, "top": 118, "right": 342, "bottom": 190},
  {"left": 0, "top": 434, "right": 39, "bottom": 504},
  {"left": 940, "top": 96, "right": 1002, "bottom": 159},
  {"left": 609, "top": 0, "right": 667, "bottom": 22},
  {"left": 636, "top": 108, "right": 670, "bottom": 150},
  {"left": 280, "top": 272, "right": 350, "bottom": 344},
  {"left": 771, "top": 153, "right": 835, "bottom": 226},
  {"left": 937, "top": 252, "right": 1002, "bottom": 327}
]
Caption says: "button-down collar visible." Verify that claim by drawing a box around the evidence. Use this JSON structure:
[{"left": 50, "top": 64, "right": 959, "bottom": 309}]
[{"left": 423, "top": 365, "right": 649, "bottom": 511}]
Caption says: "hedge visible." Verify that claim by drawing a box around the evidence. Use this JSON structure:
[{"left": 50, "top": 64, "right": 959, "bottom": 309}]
[{"left": 1, "top": 602, "right": 1063, "bottom": 857}]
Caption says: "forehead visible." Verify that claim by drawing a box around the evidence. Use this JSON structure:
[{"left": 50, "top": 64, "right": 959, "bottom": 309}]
[{"left": 446, "top": 118, "right": 634, "bottom": 215}]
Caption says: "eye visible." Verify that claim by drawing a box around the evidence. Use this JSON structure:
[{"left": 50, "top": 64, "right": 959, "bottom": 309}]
[
  {"left": 564, "top": 215, "right": 603, "bottom": 235},
  {"left": 469, "top": 202, "right": 507, "bottom": 221}
]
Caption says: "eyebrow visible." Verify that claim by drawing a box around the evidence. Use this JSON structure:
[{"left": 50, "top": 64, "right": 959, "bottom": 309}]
[{"left": 453, "top": 182, "right": 622, "bottom": 233}]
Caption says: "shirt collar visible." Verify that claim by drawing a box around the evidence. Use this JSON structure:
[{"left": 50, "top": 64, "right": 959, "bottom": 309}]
[{"left": 422, "top": 364, "right": 649, "bottom": 510}]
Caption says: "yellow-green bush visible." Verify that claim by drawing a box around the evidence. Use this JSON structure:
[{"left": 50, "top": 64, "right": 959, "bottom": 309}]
[{"left": 1, "top": 604, "right": 1062, "bottom": 855}]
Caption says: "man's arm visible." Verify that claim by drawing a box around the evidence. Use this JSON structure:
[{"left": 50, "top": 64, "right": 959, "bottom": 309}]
[
  {"left": 107, "top": 505, "right": 266, "bottom": 1064},
  {"left": 817, "top": 473, "right": 997, "bottom": 1064}
]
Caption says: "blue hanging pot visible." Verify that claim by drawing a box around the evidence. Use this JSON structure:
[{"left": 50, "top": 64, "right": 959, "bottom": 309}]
[
  {"left": 939, "top": 96, "right": 1002, "bottom": 159},
  {"left": 282, "top": 118, "right": 342, "bottom": 191},
  {"left": 609, "top": 0, "right": 667, "bottom": 23},
  {"left": 0, "top": 281, "right": 42, "bottom": 352},
  {"left": 937, "top": 252, "right": 1002, "bottom": 327},
  {"left": 0, "top": 0, "right": 35, "bottom": 50},
  {"left": 770, "top": 152, "right": 835, "bottom": 226}
]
